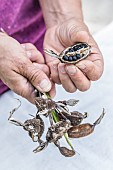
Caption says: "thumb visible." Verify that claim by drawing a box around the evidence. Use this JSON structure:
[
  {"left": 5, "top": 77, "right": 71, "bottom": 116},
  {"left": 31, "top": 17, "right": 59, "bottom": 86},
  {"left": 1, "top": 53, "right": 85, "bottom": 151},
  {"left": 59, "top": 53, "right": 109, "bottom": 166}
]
[
  {"left": 24, "top": 63, "right": 52, "bottom": 93},
  {"left": 58, "top": 19, "right": 89, "bottom": 47}
]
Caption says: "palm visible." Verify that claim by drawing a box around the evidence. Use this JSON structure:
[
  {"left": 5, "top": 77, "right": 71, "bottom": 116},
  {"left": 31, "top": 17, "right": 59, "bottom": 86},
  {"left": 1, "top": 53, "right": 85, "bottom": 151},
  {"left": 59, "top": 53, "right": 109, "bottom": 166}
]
[
  {"left": 44, "top": 25, "right": 66, "bottom": 63},
  {"left": 43, "top": 19, "right": 104, "bottom": 92}
]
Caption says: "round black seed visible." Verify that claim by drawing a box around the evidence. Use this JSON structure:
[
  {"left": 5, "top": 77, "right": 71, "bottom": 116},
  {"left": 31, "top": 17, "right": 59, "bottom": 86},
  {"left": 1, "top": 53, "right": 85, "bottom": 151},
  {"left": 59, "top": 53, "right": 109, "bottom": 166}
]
[
  {"left": 63, "top": 55, "right": 69, "bottom": 61},
  {"left": 76, "top": 54, "right": 81, "bottom": 59},
  {"left": 69, "top": 48, "right": 74, "bottom": 52},
  {"left": 73, "top": 45, "right": 82, "bottom": 51},
  {"left": 73, "top": 46, "right": 78, "bottom": 51},
  {"left": 72, "top": 56, "right": 77, "bottom": 61},
  {"left": 79, "top": 44, "right": 84, "bottom": 48},
  {"left": 82, "top": 43, "right": 88, "bottom": 48},
  {"left": 68, "top": 56, "right": 73, "bottom": 61},
  {"left": 77, "top": 46, "right": 82, "bottom": 50}
]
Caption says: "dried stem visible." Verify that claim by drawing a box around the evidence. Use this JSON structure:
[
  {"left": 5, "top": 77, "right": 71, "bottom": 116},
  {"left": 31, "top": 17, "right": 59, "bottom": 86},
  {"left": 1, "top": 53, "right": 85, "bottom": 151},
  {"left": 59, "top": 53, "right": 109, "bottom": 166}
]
[{"left": 45, "top": 93, "right": 74, "bottom": 150}]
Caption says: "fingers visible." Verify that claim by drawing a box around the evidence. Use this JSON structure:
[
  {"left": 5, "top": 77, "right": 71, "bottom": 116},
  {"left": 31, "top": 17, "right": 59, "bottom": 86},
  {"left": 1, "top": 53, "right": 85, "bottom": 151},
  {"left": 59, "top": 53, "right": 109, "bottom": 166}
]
[
  {"left": 48, "top": 59, "right": 61, "bottom": 84},
  {"left": 58, "top": 63, "right": 77, "bottom": 92},
  {"left": 21, "top": 43, "right": 56, "bottom": 99},
  {"left": 21, "top": 43, "right": 45, "bottom": 63},
  {"left": 48, "top": 81, "right": 56, "bottom": 98},
  {"left": 0, "top": 36, "right": 55, "bottom": 104},
  {"left": 65, "top": 64, "right": 91, "bottom": 91},
  {"left": 58, "top": 63, "right": 91, "bottom": 92},
  {"left": 58, "top": 19, "right": 104, "bottom": 85},
  {"left": 46, "top": 61, "right": 91, "bottom": 93},
  {"left": 7, "top": 62, "right": 55, "bottom": 103},
  {"left": 76, "top": 59, "right": 103, "bottom": 81},
  {"left": 13, "top": 77, "right": 36, "bottom": 104},
  {"left": 33, "top": 63, "right": 49, "bottom": 76},
  {"left": 12, "top": 75, "right": 55, "bottom": 104},
  {"left": 22, "top": 63, "right": 52, "bottom": 93}
]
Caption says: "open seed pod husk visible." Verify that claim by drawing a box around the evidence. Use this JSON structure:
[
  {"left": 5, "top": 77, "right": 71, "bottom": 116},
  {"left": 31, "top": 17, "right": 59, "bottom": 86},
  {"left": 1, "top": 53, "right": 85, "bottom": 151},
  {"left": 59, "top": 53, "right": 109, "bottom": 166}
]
[{"left": 58, "top": 146, "right": 75, "bottom": 157}]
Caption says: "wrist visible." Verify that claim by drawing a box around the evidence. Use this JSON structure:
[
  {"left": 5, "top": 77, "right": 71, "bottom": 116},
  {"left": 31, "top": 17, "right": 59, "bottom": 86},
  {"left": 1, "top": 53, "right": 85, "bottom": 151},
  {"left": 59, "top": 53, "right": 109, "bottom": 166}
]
[{"left": 39, "top": 0, "right": 83, "bottom": 29}]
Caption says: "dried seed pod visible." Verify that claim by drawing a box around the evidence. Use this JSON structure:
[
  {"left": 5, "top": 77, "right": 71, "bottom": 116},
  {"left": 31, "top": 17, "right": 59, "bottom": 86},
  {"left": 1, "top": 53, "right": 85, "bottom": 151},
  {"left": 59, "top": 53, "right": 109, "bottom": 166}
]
[
  {"left": 68, "top": 123, "right": 94, "bottom": 138},
  {"left": 70, "top": 111, "right": 88, "bottom": 126},
  {"left": 44, "top": 42, "right": 91, "bottom": 64},
  {"left": 46, "top": 121, "right": 71, "bottom": 143},
  {"left": 23, "top": 115, "right": 44, "bottom": 142},
  {"left": 35, "top": 97, "right": 56, "bottom": 116},
  {"left": 65, "top": 99, "right": 79, "bottom": 106},
  {"left": 33, "top": 142, "right": 48, "bottom": 153},
  {"left": 68, "top": 109, "right": 105, "bottom": 138},
  {"left": 57, "top": 99, "right": 79, "bottom": 106},
  {"left": 59, "top": 111, "right": 87, "bottom": 126},
  {"left": 58, "top": 147, "right": 75, "bottom": 157},
  {"left": 9, "top": 96, "right": 106, "bottom": 157}
]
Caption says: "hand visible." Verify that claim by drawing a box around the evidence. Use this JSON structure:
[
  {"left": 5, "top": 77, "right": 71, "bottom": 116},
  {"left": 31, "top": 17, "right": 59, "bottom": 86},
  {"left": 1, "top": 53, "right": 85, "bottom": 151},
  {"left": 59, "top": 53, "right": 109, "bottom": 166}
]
[
  {"left": 44, "top": 18, "right": 104, "bottom": 93},
  {"left": 0, "top": 33, "right": 55, "bottom": 103}
]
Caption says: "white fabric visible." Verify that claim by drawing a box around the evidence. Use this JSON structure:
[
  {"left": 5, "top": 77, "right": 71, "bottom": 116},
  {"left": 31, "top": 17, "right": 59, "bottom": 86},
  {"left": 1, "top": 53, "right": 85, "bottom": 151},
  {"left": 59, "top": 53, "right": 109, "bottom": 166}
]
[{"left": 1, "top": 22, "right": 113, "bottom": 170}]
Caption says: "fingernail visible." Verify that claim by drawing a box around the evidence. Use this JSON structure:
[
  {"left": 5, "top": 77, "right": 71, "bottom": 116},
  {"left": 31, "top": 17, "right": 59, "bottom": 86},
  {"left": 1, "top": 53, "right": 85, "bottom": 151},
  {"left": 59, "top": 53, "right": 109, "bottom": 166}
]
[
  {"left": 39, "top": 79, "right": 51, "bottom": 92},
  {"left": 66, "top": 65, "right": 77, "bottom": 75},
  {"left": 26, "top": 51, "right": 32, "bottom": 57},
  {"left": 76, "top": 64, "right": 86, "bottom": 70}
]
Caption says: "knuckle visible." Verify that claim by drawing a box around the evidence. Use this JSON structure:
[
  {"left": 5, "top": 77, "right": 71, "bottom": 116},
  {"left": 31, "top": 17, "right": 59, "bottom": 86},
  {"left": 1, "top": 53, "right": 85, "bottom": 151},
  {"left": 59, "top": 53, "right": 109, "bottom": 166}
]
[
  {"left": 29, "top": 68, "right": 42, "bottom": 83},
  {"left": 17, "top": 58, "right": 30, "bottom": 73},
  {"left": 26, "top": 43, "right": 36, "bottom": 49}
]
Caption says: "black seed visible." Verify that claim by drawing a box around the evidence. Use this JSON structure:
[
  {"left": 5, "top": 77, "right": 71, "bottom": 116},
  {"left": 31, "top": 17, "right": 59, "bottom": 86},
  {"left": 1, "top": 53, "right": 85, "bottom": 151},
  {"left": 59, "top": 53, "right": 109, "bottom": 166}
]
[
  {"left": 63, "top": 55, "right": 69, "bottom": 61},
  {"left": 79, "top": 44, "right": 84, "bottom": 48},
  {"left": 83, "top": 43, "right": 88, "bottom": 48},
  {"left": 68, "top": 56, "right": 73, "bottom": 61},
  {"left": 77, "top": 46, "right": 81, "bottom": 50},
  {"left": 73, "top": 46, "right": 79, "bottom": 51},
  {"left": 72, "top": 56, "right": 77, "bottom": 61},
  {"left": 73, "top": 45, "right": 82, "bottom": 51},
  {"left": 76, "top": 54, "right": 81, "bottom": 59},
  {"left": 69, "top": 48, "right": 74, "bottom": 52}
]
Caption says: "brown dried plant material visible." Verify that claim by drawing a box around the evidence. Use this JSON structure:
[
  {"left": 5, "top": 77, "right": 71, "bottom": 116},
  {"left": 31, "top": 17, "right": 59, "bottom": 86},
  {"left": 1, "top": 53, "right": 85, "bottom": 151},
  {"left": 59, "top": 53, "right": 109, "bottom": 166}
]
[{"left": 8, "top": 94, "right": 105, "bottom": 157}]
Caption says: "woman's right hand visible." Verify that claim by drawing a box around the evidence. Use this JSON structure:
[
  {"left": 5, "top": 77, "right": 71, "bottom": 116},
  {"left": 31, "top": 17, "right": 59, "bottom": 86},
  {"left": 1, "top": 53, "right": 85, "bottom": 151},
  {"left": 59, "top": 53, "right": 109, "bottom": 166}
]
[{"left": 0, "top": 33, "right": 55, "bottom": 103}]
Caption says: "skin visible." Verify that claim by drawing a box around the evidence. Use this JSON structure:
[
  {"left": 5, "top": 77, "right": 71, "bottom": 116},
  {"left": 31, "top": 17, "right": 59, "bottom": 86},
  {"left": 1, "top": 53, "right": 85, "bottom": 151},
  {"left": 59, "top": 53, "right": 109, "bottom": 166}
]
[
  {"left": 39, "top": 0, "right": 104, "bottom": 93},
  {"left": 0, "top": 32, "right": 55, "bottom": 103},
  {"left": 0, "top": 0, "right": 104, "bottom": 104}
]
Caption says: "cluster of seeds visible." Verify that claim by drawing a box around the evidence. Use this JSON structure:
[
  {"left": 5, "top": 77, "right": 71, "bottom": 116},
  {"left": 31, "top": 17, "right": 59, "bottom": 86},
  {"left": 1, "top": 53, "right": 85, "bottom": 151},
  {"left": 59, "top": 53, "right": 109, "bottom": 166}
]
[
  {"left": 8, "top": 93, "right": 105, "bottom": 157},
  {"left": 44, "top": 42, "right": 91, "bottom": 64}
]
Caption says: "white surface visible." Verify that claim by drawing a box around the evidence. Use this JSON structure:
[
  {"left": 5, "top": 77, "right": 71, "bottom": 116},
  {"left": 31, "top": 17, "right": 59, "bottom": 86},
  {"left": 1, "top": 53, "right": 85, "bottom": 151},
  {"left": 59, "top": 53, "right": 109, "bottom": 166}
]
[
  {"left": 1, "top": 22, "right": 113, "bottom": 170},
  {"left": 82, "top": 0, "right": 113, "bottom": 33}
]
